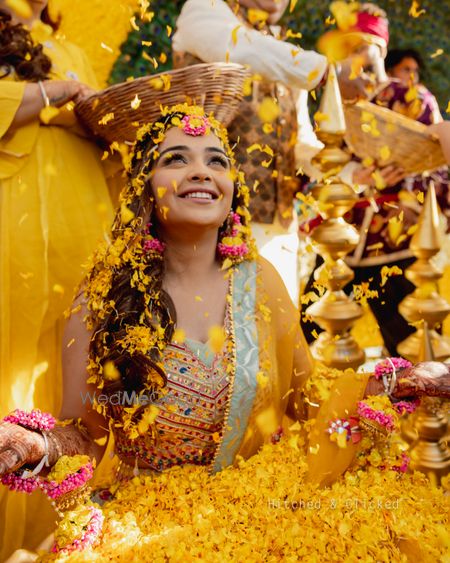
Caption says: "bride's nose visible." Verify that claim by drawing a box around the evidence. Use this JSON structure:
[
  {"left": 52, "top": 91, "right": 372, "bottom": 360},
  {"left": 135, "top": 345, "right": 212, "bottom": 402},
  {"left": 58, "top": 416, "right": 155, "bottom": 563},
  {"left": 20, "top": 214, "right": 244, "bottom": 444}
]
[{"left": 187, "top": 162, "right": 212, "bottom": 183}]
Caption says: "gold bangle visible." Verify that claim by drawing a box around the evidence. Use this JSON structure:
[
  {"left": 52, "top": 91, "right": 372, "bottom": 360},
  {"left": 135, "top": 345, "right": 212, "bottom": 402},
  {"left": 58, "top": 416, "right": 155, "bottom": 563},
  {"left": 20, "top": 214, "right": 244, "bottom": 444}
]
[
  {"left": 47, "top": 429, "right": 63, "bottom": 463},
  {"left": 37, "top": 80, "right": 50, "bottom": 107}
]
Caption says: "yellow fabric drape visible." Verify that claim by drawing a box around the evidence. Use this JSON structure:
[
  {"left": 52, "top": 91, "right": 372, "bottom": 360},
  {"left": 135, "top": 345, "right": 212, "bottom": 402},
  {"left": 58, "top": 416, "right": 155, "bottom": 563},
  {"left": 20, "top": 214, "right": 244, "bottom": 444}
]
[
  {"left": 233, "top": 258, "right": 368, "bottom": 487},
  {"left": 0, "top": 21, "right": 114, "bottom": 560}
]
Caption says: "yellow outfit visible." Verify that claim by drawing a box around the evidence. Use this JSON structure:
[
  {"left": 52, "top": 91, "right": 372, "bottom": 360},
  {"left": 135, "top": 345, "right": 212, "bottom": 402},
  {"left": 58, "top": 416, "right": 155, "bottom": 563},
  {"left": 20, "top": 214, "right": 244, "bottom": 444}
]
[{"left": 0, "top": 21, "right": 113, "bottom": 559}]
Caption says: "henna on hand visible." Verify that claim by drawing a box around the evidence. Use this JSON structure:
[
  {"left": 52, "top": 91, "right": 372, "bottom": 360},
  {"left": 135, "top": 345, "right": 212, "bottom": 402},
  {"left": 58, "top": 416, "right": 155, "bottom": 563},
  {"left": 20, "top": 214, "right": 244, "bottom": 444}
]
[
  {"left": 47, "top": 424, "right": 96, "bottom": 466},
  {"left": 0, "top": 422, "right": 45, "bottom": 475},
  {"left": 392, "top": 361, "right": 450, "bottom": 399},
  {"left": 363, "top": 376, "right": 385, "bottom": 398}
]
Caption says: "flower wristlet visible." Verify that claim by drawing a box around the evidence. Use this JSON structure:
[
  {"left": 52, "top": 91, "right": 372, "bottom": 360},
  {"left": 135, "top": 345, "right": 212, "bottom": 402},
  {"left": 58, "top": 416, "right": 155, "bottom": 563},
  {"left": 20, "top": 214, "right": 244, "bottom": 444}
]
[
  {"left": 374, "top": 357, "right": 412, "bottom": 399},
  {"left": 326, "top": 358, "right": 420, "bottom": 472},
  {"left": 1, "top": 409, "right": 102, "bottom": 553},
  {"left": 2, "top": 409, "right": 55, "bottom": 488}
]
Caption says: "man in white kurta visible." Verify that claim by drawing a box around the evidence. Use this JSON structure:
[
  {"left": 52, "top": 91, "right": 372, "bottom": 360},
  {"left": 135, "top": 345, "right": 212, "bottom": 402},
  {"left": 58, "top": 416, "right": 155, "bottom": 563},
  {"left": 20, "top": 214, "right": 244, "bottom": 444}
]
[{"left": 172, "top": 0, "right": 327, "bottom": 304}]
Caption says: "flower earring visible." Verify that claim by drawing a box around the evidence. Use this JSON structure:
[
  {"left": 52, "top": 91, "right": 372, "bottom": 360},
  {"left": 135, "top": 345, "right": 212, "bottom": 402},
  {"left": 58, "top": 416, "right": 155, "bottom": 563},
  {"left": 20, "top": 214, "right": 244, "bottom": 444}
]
[
  {"left": 217, "top": 211, "right": 249, "bottom": 261},
  {"left": 143, "top": 222, "right": 165, "bottom": 257}
]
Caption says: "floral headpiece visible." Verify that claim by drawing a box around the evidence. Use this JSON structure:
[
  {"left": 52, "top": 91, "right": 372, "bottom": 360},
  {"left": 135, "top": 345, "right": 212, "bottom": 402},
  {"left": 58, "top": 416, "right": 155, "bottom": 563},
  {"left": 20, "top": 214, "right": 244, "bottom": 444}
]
[{"left": 180, "top": 114, "right": 210, "bottom": 136}]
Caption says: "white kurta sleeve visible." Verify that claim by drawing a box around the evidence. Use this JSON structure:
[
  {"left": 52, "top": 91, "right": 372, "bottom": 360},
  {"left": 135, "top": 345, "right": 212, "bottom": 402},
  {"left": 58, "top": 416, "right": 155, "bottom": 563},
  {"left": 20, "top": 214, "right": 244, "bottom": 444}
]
[
  {"left": 172, "top": 0, "right": 328, "bottom": 91},
  {"left": 294, "top": 89, "right": 323, "bottom": 180}
]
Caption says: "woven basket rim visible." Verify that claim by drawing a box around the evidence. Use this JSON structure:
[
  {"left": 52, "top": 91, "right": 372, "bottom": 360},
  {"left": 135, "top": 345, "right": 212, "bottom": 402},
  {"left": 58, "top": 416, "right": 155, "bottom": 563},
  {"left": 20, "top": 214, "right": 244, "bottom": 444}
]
[
  {"left": 83, "top": 62, "right": 248, "bottom": 103},
  {"left": 75, "top": 62, "right": 249, "bottom": 145},
  {"left": 345, "top": 99, "right": 433, "bottom": 136},
  {"left": 343, "top": 100, "right": 446, "bottom": 174}
]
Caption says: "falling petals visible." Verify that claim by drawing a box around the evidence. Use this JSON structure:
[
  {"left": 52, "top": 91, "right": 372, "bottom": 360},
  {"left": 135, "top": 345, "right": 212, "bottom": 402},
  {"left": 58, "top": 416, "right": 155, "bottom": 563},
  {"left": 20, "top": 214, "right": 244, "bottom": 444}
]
[
  {"left": 330, "top": 1, "right": 359, "bottom": 31},
  {"left": 208, "top": 326, "right": 225, "bottom": 354},
  {"left": 380, "top": 265, "right": 403, "bottom": 287},
  {"left": 231, "top": 25, "right": 242, "bottom": 46},
  {"left": 257, "top": 97, "right": 280, "bottom": 123},
  {"left": 379, "top": 145, "right": 391, "bottom": 161},
  {"left": 408, "top": 0, "right": 426, "bottom": 18},
  {"left": 430, "top": 48, "right": 443, "bottom": 58},
  {"left": 99, "top": 112, "right": 114, "bottom": 125},
  {"left": 130, "top": 95, "right": 141, "bottom": 109}
]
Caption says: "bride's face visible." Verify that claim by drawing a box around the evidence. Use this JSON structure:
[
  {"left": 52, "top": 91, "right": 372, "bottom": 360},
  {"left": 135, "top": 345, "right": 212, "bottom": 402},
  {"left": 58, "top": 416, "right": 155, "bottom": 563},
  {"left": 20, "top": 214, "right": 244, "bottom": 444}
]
[{"left": 149, "top": 126, "right": 235, "bottom": 233}]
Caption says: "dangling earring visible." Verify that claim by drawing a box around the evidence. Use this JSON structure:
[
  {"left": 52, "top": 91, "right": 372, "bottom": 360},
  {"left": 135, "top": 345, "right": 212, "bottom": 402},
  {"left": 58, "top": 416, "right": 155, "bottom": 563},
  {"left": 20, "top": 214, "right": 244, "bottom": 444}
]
[
  {"left": 143, "top": 222, "right": 165, "bottom": 257},
  {"left": 217, "top": 211, "right": 249, "bottom": 261}
]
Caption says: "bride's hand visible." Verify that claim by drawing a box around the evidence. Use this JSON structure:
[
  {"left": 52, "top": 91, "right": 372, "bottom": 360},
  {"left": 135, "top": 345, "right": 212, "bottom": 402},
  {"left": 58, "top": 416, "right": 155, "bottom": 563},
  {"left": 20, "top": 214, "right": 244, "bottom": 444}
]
[
  {"left": 0, "top": 421, "right": 46, "bottom": 475},
  {"left": 393, "top": 361, "right": 450, "bottom": 399}
]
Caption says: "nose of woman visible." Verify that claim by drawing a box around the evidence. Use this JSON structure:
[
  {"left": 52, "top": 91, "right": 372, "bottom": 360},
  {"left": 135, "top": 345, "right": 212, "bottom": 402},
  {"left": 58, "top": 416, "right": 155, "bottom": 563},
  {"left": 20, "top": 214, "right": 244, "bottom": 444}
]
[{"left": 186, "top": 162, "right": 212, "bottom": 184}]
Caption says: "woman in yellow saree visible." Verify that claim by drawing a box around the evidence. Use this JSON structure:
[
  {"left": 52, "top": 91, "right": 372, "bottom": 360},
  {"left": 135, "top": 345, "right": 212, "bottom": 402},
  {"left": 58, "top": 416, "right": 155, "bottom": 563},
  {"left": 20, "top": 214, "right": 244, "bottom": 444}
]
[{"left": 0, "top": 2, "right": 113, "bottom": 557}]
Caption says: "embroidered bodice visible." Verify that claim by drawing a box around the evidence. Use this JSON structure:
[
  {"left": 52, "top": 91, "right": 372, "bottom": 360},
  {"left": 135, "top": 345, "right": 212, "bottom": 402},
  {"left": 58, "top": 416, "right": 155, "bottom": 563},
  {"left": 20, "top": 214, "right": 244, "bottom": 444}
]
[
  {"left": 114, "top": 326, "right": 232, "bottom": 472},
  {"left": 112, "top": 261, "right": 261, "bottom": 474}
]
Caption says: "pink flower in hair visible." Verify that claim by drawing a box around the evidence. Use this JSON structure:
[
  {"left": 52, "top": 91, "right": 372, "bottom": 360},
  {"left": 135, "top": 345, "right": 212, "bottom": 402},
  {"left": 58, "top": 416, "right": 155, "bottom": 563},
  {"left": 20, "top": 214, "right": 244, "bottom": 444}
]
[
  {"left": 181, "top": 114, "right": 210, "bottom": 136},
  {"left": 143, "top": 238, "right": 165, "bottom": 255}
]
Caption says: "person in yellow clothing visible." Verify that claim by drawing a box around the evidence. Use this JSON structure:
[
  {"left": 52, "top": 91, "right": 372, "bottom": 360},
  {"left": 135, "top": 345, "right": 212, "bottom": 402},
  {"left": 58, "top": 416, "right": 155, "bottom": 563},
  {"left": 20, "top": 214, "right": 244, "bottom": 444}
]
[{"left": 0, "top": 1, "right": 114, "bottom": 558}]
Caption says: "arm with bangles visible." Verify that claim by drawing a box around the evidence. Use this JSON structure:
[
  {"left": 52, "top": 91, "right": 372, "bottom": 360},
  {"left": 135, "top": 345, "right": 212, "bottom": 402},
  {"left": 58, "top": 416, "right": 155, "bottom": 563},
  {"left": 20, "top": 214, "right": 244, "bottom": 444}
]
[
  {"left": 364, "top": 361, "right": 450, "bottom": 399},
  {"left": 0, "top": 304, "right": 107, "bottom": 477},
  {"left": 6, "top": 79, "right": 95, "bottom": 133}
]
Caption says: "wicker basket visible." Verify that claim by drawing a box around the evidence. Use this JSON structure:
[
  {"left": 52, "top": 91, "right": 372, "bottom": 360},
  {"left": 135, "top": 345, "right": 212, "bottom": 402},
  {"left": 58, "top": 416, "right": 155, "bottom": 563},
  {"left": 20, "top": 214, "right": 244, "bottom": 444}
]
[
  {"left": 344, "top": 100, "right": 446, "bottom": 175},
  {"left": 75, "top": 63, "right": 249, "bottom": 145}
]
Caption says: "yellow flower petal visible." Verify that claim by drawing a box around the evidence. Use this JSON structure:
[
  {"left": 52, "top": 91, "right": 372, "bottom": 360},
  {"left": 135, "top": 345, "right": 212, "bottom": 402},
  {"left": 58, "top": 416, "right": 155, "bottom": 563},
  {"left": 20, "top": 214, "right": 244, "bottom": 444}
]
[
  {"left": 379, "top": 145, "right": 391, "bottom": 161},
  {"left": 409, "top": 0, "right": 426, "bottom": 18},
  {"left": 120, "top": 203, "right": 135, "bottom": 224},
  {"left": 231, "top": 24, "right": 242, "bottom": 46},
  {"left": 103, "top": 360, "right": 121, "bottom": 381},
  {"left": 208, "top": 325, "right": 225, "bottom": 354},
  {"left": 257, "top": 97, "right": 280, "bottom": 123},
  {"left": 39, "top": 106, "right": 60, "bottom": 124},
  {"left": 131, "top": 94, "right": 141, "bottom": 109}
]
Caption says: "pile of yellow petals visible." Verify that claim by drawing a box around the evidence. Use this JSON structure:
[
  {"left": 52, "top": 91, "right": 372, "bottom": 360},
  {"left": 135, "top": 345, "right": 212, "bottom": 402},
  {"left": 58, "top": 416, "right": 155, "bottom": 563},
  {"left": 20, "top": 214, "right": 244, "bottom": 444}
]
[{"left": 43, "top": 439, "right": 449, "bottom": 562}]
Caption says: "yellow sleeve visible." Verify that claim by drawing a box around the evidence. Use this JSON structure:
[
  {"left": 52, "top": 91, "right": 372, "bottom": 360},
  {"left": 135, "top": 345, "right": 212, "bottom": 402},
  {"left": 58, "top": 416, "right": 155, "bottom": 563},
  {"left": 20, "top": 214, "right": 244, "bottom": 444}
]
[
  {"left": 0, "top": 80, "right": 40, "bottom": 179},
  {"left": 0, "top": 81, "right": 25, "bottom": 138},
  {"left": 306, "top": 369, "right": 369, "bottom": 487},
  {"left": 79, "top": 48, "right": 100, "bottom": 89},
  {"left": 257, "top": 256, "right": 314, "bottom": 419}
]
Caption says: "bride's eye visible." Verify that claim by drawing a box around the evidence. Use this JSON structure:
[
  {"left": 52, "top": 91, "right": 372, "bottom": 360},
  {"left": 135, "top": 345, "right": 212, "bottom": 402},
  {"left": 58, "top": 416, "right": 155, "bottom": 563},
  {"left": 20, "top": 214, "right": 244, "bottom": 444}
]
[
  {"left": 209, "top": 155, "right": 229, "bottom": 168},
  {"left": 161, "top": 153, "right": 187, "bottom": 166}
]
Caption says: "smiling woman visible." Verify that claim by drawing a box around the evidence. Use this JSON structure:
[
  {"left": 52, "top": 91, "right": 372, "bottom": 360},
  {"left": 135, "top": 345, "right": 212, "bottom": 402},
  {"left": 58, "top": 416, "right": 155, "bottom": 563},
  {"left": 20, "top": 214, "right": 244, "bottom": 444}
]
[{"left": 151, "top": 128, "right": 234, "bottom": 230}]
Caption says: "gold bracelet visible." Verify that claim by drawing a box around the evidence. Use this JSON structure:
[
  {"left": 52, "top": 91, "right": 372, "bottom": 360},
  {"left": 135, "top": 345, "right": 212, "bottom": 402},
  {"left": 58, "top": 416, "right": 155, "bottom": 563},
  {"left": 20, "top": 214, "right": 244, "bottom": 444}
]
[
  {"left": 47, "top": 429, "right": 63, "bottom": 464},
  {"left": 37, "top": 80, "right": 50, "bottom": 107}
]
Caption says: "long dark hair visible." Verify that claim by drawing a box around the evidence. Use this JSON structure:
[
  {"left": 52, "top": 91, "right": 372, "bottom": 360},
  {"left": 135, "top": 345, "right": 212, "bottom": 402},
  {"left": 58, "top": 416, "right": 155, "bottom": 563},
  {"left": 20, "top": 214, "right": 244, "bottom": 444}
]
[
  {"left": 88, "top": 135, "right": 174, "bottom": 399},
  {"left": 0, "top": 7, "right": 59, "bottom": 81}
]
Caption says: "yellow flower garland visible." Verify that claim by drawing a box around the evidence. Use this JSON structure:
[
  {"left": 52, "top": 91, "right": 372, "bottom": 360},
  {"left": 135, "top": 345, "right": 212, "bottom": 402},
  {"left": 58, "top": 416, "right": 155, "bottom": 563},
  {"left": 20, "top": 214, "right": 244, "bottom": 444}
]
[{"left": 41, "top": 437, "right": 449, "bottom": 562}]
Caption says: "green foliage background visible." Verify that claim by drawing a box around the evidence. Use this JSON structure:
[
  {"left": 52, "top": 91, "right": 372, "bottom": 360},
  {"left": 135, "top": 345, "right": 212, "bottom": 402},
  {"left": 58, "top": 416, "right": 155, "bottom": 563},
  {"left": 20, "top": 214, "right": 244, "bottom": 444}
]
[{"left": 110, "top": 0, "right": 449, "bottom": 113}]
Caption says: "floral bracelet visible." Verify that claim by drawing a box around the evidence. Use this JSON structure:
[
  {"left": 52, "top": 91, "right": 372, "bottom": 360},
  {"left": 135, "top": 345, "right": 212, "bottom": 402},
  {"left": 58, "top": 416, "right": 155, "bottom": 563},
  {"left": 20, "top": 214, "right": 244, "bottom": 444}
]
[
  {"left": 1, "top": 409, "right": 55, "bottom": 490},
  {"left": 52, "top": 504, "right": 104, "bottom": 555},
  {"left": 1, "top": 409, "right": 102, "bottom": 553},
  {"left": 3, "top": 408, "right": 56, "bottom": 431},
  {"left": 40, "top": 455, "right": 94, "bottom": 500}
]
